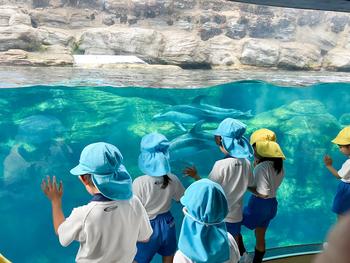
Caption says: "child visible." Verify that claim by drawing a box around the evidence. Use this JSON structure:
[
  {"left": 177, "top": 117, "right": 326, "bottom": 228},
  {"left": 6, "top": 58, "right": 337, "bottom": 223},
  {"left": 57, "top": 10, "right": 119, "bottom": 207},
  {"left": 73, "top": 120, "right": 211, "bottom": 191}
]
[
  {"left": 133, "top": 132, "right": 185, "bottom": 263},
  {"left": 184, "top": 118, "right": 253, "bottom": 259},
  {"left": 242, "top": 140, "right": 285, "bottom": 263},
  {"left": 173, "top": 179, "right": 240, "bottom": 263},
  {"left": 324, "top": 126, "right": 350, "bottom": 220},
  {"left": 41, "top": 142, "right": 153, "bottom": 263}
]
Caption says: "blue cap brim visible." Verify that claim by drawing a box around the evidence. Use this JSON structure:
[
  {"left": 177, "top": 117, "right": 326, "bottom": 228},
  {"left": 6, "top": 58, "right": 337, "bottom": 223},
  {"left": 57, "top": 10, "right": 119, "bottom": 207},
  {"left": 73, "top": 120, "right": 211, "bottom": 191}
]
[{"left": 70, "top": 164, "right": 89, "bottom": 176}]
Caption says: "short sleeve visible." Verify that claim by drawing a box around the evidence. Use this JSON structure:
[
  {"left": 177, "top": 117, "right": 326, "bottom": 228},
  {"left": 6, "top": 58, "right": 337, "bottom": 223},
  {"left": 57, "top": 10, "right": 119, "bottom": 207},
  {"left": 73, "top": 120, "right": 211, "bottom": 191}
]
[
  {"left": 208, "top": 162, "right": 223, "bottom": 184},
  {"left": 254, "top": 164, "right": 271, "bottom": 196},
  {"left": 132, "top": 178, "right": 144, "bottom": 205},
  {"left": 246, "top": 161, "right": 254, "bottom": 187},
  {"left": 134, "top": 198, "right": 153, "bottom": 242},
  {"left": 338, "top": 160, "right": 350, "bottom": 179},
  {"left": 57, "top": 207, "right": 86, "bottom": 247},
  {"left": 171, "top": 174, "right": 185, "bottom": 201}
]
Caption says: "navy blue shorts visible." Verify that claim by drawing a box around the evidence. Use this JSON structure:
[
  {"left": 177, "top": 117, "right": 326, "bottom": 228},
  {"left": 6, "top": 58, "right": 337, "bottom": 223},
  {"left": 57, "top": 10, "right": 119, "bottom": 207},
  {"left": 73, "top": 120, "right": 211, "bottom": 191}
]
[
  {"left": 242, "top": 195, "right": 278, "bottom": 230},
  {"left": 134, "top": 211, "right": 177, "bottom": 263},
  {"left": 332, "top": 181, "right": 350, "bottom": 215},
  {"left": 226, "top": 222, "right": 242, "bottom": 237}
]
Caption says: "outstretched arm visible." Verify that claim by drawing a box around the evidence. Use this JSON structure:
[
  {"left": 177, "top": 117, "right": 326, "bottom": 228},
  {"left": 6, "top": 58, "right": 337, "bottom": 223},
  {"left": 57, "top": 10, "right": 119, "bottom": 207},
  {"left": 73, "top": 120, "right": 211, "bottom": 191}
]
[
  {"left": 324, "top": 155, "right": 341, "bottom": 179},
  {"left": 183, "top": 166, "right": 201, "bottom": 181},
  {"left": 41, "top": 176, "right": 65, "bottom": 234}
]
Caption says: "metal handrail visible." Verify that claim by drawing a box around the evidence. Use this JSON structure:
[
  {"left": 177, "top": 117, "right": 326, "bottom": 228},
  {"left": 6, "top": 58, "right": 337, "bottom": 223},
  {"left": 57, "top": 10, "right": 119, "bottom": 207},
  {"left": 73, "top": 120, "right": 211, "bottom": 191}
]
[{"left": 264, "top": 243, "right": 322, "bottom": 260}]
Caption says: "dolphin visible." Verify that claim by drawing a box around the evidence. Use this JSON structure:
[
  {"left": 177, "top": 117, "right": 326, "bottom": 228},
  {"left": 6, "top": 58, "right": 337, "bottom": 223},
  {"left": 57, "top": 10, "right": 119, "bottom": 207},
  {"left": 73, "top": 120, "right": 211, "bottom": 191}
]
[
  {"left": 169, "top": 121, "right": 216, "bottom": 161},
  {"left": 153, "top": 96, "right": 253, "bottom": 131},
  {"left": 152, "top": 111, "right": 201, "bottom": 131}
]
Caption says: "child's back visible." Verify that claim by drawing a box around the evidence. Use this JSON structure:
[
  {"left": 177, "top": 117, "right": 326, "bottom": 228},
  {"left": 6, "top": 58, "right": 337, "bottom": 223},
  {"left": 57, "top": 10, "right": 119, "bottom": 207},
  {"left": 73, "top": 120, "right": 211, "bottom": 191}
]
[
  {"left": 58, "top": 195, "right": 151, "bottom": 262},
  {"left": 209, "top": 157, "right": 251, "bottom": 223},
  {"left": 133, "top": 174, "right": 184, "bottom": 219}
]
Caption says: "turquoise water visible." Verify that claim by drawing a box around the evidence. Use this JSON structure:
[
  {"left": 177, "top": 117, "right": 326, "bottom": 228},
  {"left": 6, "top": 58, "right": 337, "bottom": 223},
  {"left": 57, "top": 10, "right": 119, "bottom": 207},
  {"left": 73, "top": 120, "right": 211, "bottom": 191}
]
[{"left": 0, "top": 81, "right": 349, "bottom": 262}]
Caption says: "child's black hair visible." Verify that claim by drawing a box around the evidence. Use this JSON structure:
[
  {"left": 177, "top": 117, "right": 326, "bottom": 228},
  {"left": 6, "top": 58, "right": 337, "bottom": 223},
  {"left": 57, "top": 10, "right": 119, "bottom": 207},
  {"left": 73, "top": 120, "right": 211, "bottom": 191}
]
[{"left": 161, "top": 174, "right": 172, "bottom": 189}]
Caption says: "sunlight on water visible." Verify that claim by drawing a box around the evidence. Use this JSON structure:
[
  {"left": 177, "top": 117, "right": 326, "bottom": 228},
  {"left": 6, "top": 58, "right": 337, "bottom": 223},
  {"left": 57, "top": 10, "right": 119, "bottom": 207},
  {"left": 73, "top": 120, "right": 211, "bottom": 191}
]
[{"left": 0, "top": 81, "right": 349, "bottom": 262}]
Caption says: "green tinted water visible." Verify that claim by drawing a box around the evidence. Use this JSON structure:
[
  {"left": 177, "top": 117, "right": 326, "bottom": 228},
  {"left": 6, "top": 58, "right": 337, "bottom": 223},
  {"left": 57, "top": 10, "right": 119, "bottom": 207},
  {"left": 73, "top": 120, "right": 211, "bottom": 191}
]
[{"left": 0, "top": 81, "right": 349, "bottom": 262}]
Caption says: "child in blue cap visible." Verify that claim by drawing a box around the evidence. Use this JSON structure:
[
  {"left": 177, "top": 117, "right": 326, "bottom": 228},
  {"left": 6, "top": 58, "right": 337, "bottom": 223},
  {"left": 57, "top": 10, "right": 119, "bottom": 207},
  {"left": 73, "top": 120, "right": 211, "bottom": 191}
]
[
  {"left": 133, "top": 132, "right": 185, "bottom": 263},
  {"left": 41, "top": 142, "right": 153, "bottom": 263},
  {"left": 324, "top": 126, "right": 350, "bottom": 221},
  {"left": 242, "top": 139, "right": 285, "bottom": 263},
  {"left": 184, "top": 118, "right": 253, "bottom": 259},
  {"left": 173, "top": 179, "right": 240, "bottom": 263}
]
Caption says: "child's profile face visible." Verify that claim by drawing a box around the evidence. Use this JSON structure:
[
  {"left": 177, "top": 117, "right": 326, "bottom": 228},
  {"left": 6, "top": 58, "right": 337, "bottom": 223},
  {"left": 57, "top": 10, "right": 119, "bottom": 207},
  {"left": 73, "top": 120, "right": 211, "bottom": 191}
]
[
  {"left": 214, "top": 135, "right": 229, "bottom": 155},
  {"left": 338, "top": 144, "right": 350, "bottom": 156}
]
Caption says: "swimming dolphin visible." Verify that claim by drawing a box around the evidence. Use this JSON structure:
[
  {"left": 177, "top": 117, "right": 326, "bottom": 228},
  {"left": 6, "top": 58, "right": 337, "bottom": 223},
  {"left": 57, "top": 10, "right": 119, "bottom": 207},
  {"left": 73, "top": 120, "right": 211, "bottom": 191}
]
[
  {"left": 169, "top": 121, "right": 216, "bottom": 161},
  {"left": 152, "top": 111, "right": 201, "bottom": 131},
  {"left": 153, "top": 96, "right": 252, "bottom": 131}
]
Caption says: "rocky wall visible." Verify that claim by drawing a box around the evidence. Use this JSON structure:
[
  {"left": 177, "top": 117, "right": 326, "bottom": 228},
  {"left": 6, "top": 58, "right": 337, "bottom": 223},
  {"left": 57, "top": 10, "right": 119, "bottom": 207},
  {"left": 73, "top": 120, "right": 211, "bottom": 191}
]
[{"left": 1, "top": 0, "right": 350, "bottom": 70}]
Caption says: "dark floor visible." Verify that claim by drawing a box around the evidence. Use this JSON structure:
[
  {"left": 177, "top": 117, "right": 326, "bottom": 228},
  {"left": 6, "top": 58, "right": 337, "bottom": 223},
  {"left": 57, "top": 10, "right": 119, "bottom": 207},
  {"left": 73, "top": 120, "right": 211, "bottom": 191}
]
[{"left": 229, "top": 0, "right": 350, "bottom": 12}]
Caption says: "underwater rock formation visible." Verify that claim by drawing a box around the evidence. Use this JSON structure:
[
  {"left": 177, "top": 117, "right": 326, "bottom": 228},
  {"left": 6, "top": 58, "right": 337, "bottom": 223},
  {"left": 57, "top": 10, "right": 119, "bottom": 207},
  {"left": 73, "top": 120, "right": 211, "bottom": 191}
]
[{"left": 1, "top": 1, "right": 350, "bottom": 70}]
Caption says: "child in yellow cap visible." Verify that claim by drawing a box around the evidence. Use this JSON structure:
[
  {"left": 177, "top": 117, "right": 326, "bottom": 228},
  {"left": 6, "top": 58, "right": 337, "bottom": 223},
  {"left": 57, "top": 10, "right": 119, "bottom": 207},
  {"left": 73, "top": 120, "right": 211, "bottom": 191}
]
[
  {"left": 324, "top": 126, "right": 350, "bottom": 220},
  {"left": 250, "top": 128, "right": 277, "bottom": 168},
  {"left": 242, "top": 130, "right": 285, "bottom": 263}
]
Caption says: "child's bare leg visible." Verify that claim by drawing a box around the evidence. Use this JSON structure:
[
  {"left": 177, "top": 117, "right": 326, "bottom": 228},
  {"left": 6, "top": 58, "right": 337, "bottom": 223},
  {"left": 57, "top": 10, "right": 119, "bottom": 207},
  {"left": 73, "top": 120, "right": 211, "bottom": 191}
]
[
  {"left": 253, "top": 227, "right": 267, "bottom": 263},
  {"left": 255, "top": 227, "right": 267, "bottom": 252},
  {"left": 162, "top": 255, "right": 174, "bottom": 263}
]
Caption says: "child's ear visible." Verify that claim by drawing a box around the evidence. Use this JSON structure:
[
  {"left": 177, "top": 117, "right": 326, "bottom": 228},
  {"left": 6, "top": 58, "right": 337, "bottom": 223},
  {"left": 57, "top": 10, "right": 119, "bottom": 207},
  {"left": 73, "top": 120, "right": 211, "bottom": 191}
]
[{"left": 79, "top": 175, "right": 89, "bottom": 186}]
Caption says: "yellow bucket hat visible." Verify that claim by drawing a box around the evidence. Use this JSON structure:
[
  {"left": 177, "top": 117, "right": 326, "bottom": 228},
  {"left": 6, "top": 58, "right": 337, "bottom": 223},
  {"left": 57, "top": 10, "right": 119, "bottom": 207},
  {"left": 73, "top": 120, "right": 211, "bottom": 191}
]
[
  {"left": 332, "top": 126, "right": 350, "bottom": 145},
  {"left": 250, "top": 128, "right": 277, "bottom": 145},
  {"left": 256, "top": 141, "right": 286, "bottom": 160}
]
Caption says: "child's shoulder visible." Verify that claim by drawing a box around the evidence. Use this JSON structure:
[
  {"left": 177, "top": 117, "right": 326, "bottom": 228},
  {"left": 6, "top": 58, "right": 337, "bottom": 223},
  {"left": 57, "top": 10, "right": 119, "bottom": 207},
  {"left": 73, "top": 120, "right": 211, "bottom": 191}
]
[{"left": 215, "top": 157, "right": 250, "bottom": 166}]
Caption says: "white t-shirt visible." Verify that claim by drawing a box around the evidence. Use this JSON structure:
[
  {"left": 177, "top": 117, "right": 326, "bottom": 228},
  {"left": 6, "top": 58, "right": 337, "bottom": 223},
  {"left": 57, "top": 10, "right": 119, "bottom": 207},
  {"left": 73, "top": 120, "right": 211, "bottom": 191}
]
[
  {"left": 209, "top": 158, "right": 252, "bottom": 223},
  {"left": 173, "top": 233, "right": 240, "bottom": 263},
  {"left": 339, "top": 159, "right": 350, "bottom": 183},
  {"left": 253, "top": 161, "right": 284, "bottom": 198},
  {"left": 57, "top": 196, "right": 153, "bottom": 263},
  {"left": 133, "top": 173, "right": 185, "bottom": 219}
]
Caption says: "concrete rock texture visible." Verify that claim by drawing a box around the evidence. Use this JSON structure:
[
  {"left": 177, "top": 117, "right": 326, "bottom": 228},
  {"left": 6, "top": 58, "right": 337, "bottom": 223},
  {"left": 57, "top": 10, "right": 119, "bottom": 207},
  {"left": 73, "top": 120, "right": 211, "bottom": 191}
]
[{"left": 0, "top": 0, "right": 350, "bottom": 70}]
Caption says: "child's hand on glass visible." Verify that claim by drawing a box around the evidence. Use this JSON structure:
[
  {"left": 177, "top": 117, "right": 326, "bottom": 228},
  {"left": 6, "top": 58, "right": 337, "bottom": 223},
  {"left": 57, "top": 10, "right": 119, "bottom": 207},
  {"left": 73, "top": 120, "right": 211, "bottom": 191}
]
[
  {"left": 324, "top": 155, "right": 333, "bottom": 167},
  {"left": 41, "top": 176, "right": 63, "bottom": 202},
  {"left": 183, "top": 166, "right": 200, "bottom": 180}
]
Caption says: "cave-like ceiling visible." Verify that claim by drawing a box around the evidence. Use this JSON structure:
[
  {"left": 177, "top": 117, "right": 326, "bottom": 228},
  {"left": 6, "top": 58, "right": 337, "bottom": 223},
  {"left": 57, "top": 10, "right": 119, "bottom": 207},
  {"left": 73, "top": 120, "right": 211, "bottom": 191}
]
[{"left": 228, "top": 0, "right": 350, "bottom": 12}]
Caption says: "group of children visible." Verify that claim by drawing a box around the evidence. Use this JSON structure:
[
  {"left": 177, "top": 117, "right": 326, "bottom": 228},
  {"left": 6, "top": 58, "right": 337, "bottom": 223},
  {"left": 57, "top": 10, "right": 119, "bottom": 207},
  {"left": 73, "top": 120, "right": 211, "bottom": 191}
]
[{"left": 38, "top": 118, "right": 350, "bottom": 263}]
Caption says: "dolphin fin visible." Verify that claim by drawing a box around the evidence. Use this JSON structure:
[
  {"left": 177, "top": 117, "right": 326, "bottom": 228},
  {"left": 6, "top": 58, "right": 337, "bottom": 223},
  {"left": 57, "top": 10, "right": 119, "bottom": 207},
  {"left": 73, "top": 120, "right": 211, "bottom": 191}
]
[
  {"left": 189, "top": 120, "right": 205, "bottom": 134},
  {"left": 191, "top": 95, "right": 207, "bottom": 105},
  {"left": 245, "top": 110, "right": 253, "bottom": 117},
  {"left": 175, "top": 122, "right": 187, "bottom": 132}
]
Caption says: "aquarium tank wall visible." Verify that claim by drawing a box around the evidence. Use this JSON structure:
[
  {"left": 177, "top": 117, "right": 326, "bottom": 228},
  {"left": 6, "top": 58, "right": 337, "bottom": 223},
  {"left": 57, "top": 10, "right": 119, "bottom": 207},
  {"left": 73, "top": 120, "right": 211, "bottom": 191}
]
[{"left": 0, "top": 80, "right": 349, "bottom": 262}]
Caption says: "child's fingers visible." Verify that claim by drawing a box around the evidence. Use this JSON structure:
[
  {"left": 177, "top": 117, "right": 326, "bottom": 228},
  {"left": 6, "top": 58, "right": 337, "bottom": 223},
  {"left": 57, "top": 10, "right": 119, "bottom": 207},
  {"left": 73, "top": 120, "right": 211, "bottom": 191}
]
[
  {"left": 46, "top": 176, "right": 52, "bottom": 189},
  {"left": 53, "top": 176, "right": 57, "bottom": 189},
  {"left": 41, "top": 179, "right": 47, "bottom": 191},
  {"left": 59, "top": 181, "right": 63, "bottom": 193}
]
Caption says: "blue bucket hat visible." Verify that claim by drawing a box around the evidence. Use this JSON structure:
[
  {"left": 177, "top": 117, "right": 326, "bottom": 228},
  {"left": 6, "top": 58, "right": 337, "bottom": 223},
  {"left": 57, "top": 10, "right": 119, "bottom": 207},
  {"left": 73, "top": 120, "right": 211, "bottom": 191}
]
[
  {"left": 215, "top": 118, "right": 253, "bottom": 159},
  {"left": 70, "top": 142, "right": 132, "bottom": 200},
  {"left": 178, "top": 179, "right": 230, "bottom": 263},
  {"left": 138, "top": 132, "right": 170, "bottom": 177}
]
